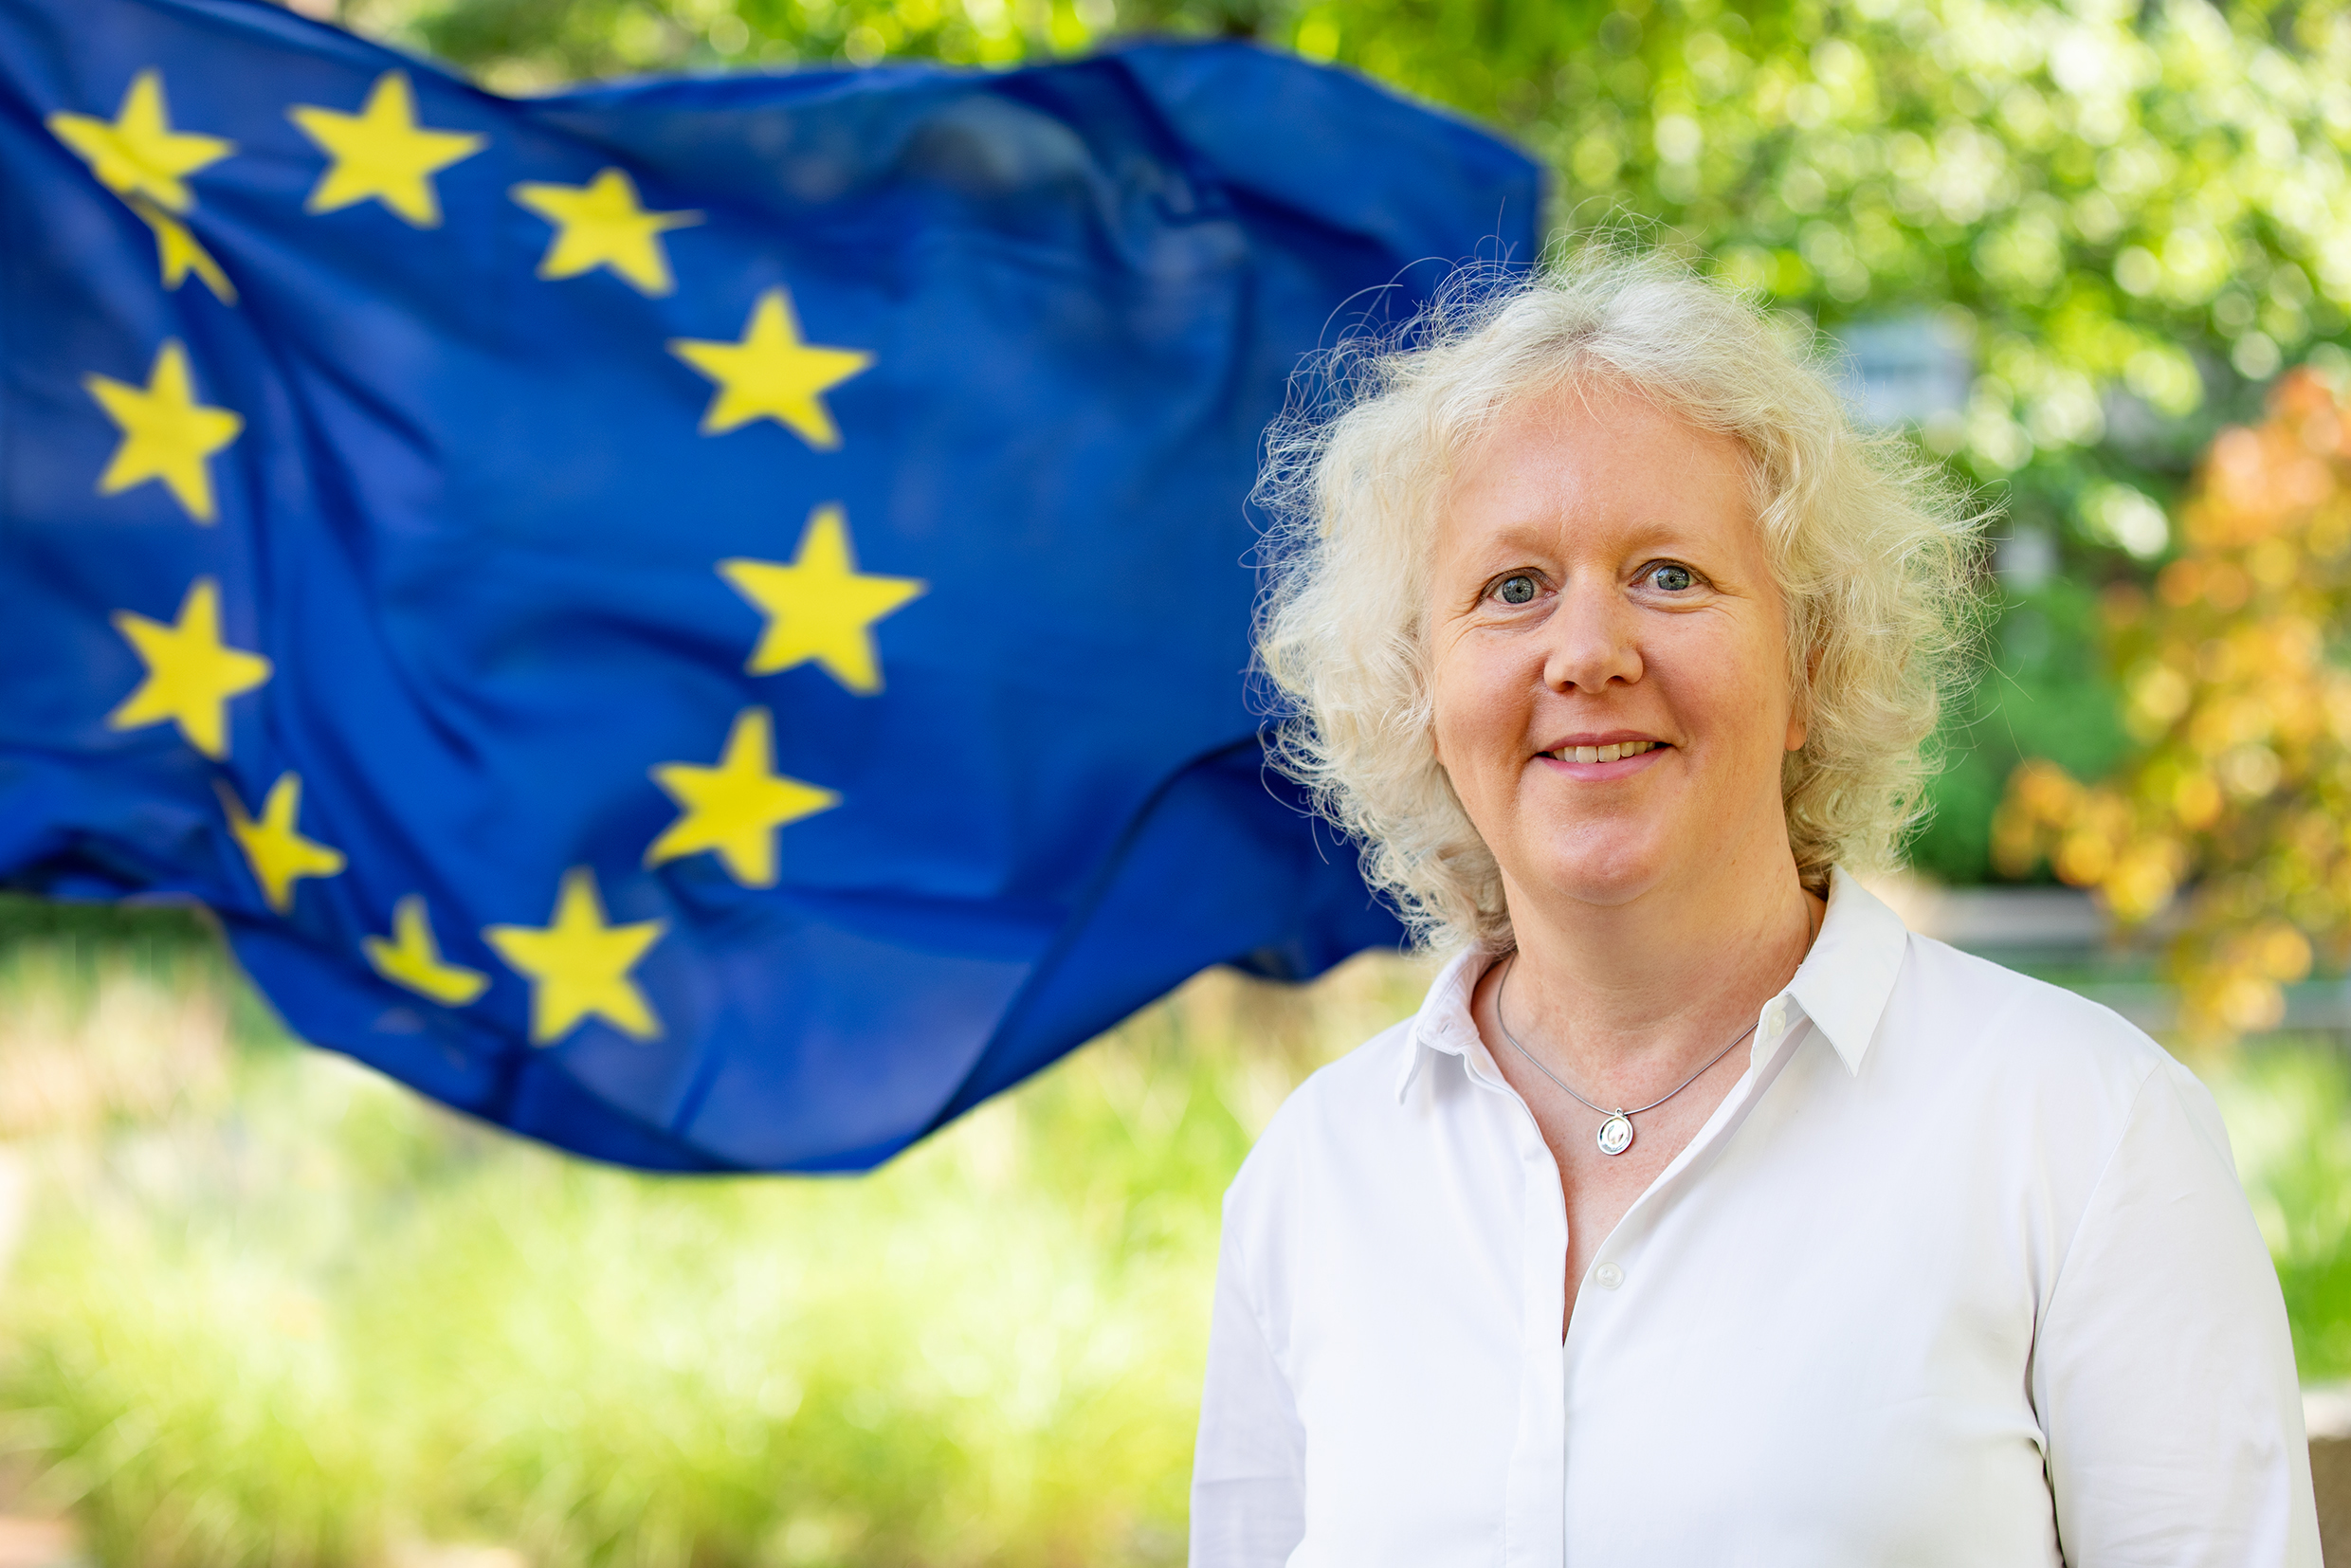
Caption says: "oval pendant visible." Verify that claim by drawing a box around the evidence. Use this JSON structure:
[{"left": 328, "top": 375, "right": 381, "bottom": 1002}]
[{"left": 1595, "top": 1113, "right": 1633, "bottom": 1156}]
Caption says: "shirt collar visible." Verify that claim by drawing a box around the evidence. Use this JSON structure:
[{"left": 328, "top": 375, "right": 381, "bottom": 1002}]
[
  {"left": 1790, "top": 866, "right": 1909, "bottom": 1075},
  {"left": 1394, "top": 866, "right": 1910, "bottom": 1102},
  {"left": 1394, "top": 942, "right": 1496, "bottom": 1101}
]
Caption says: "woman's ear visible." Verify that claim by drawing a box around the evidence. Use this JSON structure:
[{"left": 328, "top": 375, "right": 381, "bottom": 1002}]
[{"left": 1786, "top": 643, "right": 1822, "bottom": 753}]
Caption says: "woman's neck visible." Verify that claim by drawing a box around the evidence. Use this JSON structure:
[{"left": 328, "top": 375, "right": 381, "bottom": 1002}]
[{"left": 1492, "top": 840, "right": 1821, "bottom": 1092}]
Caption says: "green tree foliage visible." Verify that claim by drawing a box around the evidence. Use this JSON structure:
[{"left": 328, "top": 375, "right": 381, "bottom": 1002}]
[{"left": 313, "top": 0, "right": 2351, "bottom": 879}]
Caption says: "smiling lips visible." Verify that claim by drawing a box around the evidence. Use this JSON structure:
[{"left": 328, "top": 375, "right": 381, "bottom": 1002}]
[{"left": 1546, "top": 739, "right": 1665, "bottom": 764}]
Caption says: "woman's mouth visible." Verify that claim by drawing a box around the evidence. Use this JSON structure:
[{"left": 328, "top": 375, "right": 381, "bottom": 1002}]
[{"left": 1545, "top": 739, "right": 1665, "bottom": 764}]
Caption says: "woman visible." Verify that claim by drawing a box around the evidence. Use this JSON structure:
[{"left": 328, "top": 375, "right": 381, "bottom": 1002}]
[{"left": 1190, "top": 253, "right": 2318, "bottom": 1566}]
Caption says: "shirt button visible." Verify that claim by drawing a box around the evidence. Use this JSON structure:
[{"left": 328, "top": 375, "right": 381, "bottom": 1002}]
[
  {"left": 1763, "top": 998, "right": 1788, "bottom": 1037},
  {"left": 1594, "top": 1262, "right": 1624, "bottom": 1290}
]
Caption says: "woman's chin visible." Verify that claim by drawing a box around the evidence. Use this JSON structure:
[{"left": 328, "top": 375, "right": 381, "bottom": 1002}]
[{"left": 1506, "top": 836, "right": 1673, "bottom": 913}]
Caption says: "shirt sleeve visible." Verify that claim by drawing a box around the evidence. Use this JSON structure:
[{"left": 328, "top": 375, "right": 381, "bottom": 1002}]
[
  {"left": 2033, "top": 1058, "right": 2321, "bottom": 1566},
  {"left": 1190, "top": 1203, "right": 1305, "bottom": 1568}
]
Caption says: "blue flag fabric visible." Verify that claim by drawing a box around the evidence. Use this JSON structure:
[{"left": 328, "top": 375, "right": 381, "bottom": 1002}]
[{"left": 0, "top": 0, "right": 1538, "bottom": 1170}]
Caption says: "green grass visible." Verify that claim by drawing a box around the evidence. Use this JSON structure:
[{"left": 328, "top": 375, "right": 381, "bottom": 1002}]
[
  {"left": 8, "top": 916, "right": 2351, "bottom": 1565},
  {"left": 2207, "top": 1045, "right": 2351, "bottom": 1383},
  {"left": 0, "top": 920, "right": 1425, "bottom": 1568}
]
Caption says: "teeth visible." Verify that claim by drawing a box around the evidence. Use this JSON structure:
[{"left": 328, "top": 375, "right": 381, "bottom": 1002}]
[{"left": 1557, "top": 740, "right": 1658, "bottom": 763}]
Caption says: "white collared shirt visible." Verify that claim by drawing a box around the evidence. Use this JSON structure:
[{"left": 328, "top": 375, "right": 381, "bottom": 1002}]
[{"left": 1190, "top": 870, "right": 2319, "bottom": 1567}]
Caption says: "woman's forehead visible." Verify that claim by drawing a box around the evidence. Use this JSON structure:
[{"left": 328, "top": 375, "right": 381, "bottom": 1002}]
[
  {"left": 1440, "top": 389, "right": 1756, "bottom": 552},
  {"left": 1464, "top": 381, "right": 1740, "bottom": 470}
]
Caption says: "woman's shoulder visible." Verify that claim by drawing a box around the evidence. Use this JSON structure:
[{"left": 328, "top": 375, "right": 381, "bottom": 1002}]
[
  {"left": 1893, "top": 932, "right": 2164, "bottom": 1061},
  {"left": 1255, "top": 1013, "right": 1425, "bottom": 1144},
  {"left": 1882, "top": 931, "right": 2216, "bottom": 1148},
  {"left": 1220, "top": 1011, "right": 1439, "bottom": 1213}
]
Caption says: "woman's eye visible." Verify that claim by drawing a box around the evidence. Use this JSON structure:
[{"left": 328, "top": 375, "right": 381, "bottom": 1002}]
[
  {"left": 1649, "top": 563, "right": 1696, "bottom": 593},
  {"left": 1495, "top": 574, "right": 1538, "bottom": 606}
]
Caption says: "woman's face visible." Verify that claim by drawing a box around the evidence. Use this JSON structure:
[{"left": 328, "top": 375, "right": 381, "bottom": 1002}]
[{"left": 1427, "top": 385, "right": 1804, "bottom": 913}]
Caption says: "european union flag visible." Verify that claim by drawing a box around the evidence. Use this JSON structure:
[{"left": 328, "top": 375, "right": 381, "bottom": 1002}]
[{"left": 0, "top": 0, "right": 1537, "bottom": 1171}]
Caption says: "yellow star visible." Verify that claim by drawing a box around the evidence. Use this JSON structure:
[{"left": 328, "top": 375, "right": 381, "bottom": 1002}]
[
  {"left": 667, "top": 286, "right": 872, "bottom": 447},
  {"left": 83, "top": 339, "right": 244, "bottom": 523},
  {"left": 287, "top": 70, "right": 484, "bottom": 228},
  {"left": 46, "top": 68, "right": 233, "bottom": 213},
  {"left": 107, "top": 576, "right": 272, "bottom": 759},
  {"left": 483, "top": 867, "right": 665, "bottom": 1045},
  {"left": 510, "top": 168, "right": 700, "bottom": 296},
  {"left": 219, "top": 773, "right": 347, "bottom": 915},
  {"left": 645, "top": 707, "right": 839, "bottom": 887},
  {"left": 718, "top": 504, "right": 926, "bottom": 694},
  {"left": 364, "top": 894, "right": 490, "bottom": 1007},
  {"left": 127, "top": 196, "right": 236, "bottom": 302}
]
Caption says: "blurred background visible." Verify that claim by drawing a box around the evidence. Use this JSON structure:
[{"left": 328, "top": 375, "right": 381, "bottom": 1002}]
[{"left": 11, "top": 0, "right": 2351, "bottom": 1561}]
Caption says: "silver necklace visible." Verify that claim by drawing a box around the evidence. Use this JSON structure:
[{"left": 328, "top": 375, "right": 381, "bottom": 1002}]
[{"left": 1492, "top": 952, "right": 1759, "bottom": 1158}]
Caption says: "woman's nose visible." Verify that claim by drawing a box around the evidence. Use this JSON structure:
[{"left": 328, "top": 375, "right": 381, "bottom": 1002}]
[{"left": 1541, "top": 579, "right": 1642, "bottom": 693}]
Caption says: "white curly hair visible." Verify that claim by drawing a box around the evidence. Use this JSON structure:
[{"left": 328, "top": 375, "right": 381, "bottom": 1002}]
[{"left": 1254, "top": 247, "right": 1986, "bottom": 955}]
